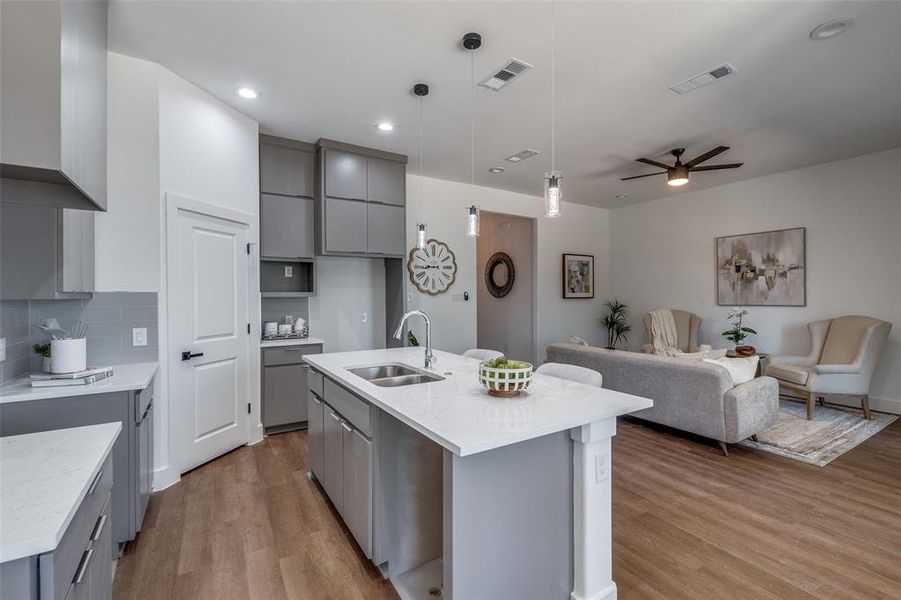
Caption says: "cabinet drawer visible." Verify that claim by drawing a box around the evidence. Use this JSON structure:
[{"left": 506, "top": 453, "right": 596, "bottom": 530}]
[
  {"left": 323, "top": 378, "right": 373, "bottom": 437},
  {"left": 263, "top": 344, "right": 322, "bottom": 367},
  {"left": 41, "top": 455, "right": 113, "bottom": 600},
  {"left": 134, "top": 379, "right": 153, "bottom": 422},
  {"left": 309, "top": 369, "right": 324, "bottom": 398}
]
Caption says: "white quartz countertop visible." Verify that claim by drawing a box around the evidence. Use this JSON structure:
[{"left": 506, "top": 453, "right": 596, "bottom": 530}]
[
  {"left": 304, "top": 348, "right": 653, "bottom": 457},
  {"left": 0, "top": 422, "right": 121, "bottom": 562},
  {"left": 0, "top": 362, "right": 158, "bottom": 404},
  {"left": 260, "top": 337, "right": 325, "bottom": 348}
]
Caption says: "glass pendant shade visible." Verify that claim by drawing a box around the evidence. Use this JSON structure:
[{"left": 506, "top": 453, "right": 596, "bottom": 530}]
[
  {"left": 416, "top": 222, "right": 427, "bottom": 249},
  {"left": 544, "top": 171, "right": 562, "bottom": 218},
  {"left": 466, "top": 205, "right": 480, "bottom": 237}
]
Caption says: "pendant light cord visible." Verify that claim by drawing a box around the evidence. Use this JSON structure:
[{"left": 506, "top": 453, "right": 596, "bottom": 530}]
[
  {"left": 470, "top": 48, "right": 475, "bottom": 186},
  {"left": 551, "top": 1, "right": 556, "bottom": 173},
  {"left": 419, "top": 94, "right": 424, "bottom": 225}
]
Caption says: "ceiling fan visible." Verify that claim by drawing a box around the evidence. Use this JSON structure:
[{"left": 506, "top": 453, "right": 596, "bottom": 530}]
[{"left": 621, "top": 146, "right": 743, "bottom": 187}]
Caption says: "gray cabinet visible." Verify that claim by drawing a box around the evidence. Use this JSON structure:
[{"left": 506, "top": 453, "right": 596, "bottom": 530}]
[
  {"left": 367, "top": 157, "right": 406, "bottom": 206},
  {"left": 323, "top": 149, "right": 367, "bottom": 201},
  {"left": 260, "top": 194, "right": 315, "bottom": 260},
  {"left": 0, "top": 383, "right": 153, "bottom": 551},
  {"left": 342, "top": 425, "right": 373, "bottom": 557},
  {"left": 308, "top": 390, "right": 325, "bottom": 479},
  {"left": 261, "top": 344, "right": 322, "bottom": 433},
  {"left": 322, "top": 407, "right": 345, "bottom": 513},
  {"left": 367, "top": 203, "right": 406, "bottom": 256},
  {"left": 260, "top": 136, "right": 315, "bottom": 198},
  {"left": 136, "top": 396, "right": 153, "bottom": 529},
  {"left": 0, "top": 0, "right": 108, "bottom": 211},
  {"left": 324, "top": 197, "right": 368, "bottom": 254},
  {"left": 316, "top": 139, "right": 407, "bottom": 258},
  {"left": 0, "top": 203, "right": 94, "bottom": 299}
]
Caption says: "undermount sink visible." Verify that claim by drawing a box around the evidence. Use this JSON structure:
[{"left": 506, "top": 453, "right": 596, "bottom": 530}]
[{"left": 348, "top": 363, "right": 445, "bottom": 387}]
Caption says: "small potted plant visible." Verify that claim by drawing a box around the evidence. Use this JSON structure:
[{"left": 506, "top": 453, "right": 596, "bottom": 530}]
[
  {"left": 33, "top": 343, "right": 52, "bottom": 373},
  {"left": 722, "top": 308, "right": 757, "bottom": 355},
  {"left": 601, "top": 298, "right": 632, "bottom": 350}
]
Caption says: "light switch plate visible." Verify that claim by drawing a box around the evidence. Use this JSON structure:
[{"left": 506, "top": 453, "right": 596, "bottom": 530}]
[
  {"left": 132, "top": 328, "right": 148, "bottom": 347},
  {"left": 0, "top": 338, "right": 6, "bottom": 362},
  {"left": 284, "top": 265, "right": 293, "bottom": 278},
  {"left": 361, "top": 312, "right": 368, "bottom": 323}
]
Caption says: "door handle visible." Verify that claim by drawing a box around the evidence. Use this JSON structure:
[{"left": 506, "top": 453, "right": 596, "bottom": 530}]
[{"left": 181, "top": 351, "right": 204, "bottom": 361}]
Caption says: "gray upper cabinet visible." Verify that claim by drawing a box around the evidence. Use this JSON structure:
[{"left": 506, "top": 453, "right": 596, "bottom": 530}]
[
  {"left": 324, "top": 150, "right": 368, "bottom": 201},
  {"left": 0, "top": 0, "right": 108, "bottom": 211},
  {"left": 324, "top": 197, "right": 368, "bottom": 254},
  {"left": 260, "top": 194, "right": 315, "bottom": 259},
  {"left": 260, "top": 136, "right": 315, "bottom": 198},
  {"left": 366, "top": 158, "right": 406, "bottom": 206},
  {"left": 1, "top": 203, "right": 94, "bottom": 300},
  {"left": 367, "top": 204, "right": 406, "bottom": 256},
  {"left": 316, "top": 139, "right": 407, "bottom": 258}
]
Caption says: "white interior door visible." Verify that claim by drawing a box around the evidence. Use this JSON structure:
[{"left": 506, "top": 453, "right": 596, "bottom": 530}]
[{"left": 167, "top": 195, "right": 251, "bottom": 473}]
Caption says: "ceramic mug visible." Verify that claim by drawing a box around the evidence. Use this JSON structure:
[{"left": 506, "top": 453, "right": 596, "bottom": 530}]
[
  {"left": 294, "top": 318, "right": 306, "bottom": 333},
  {"left": 263, "top": 321, "right": 279, "bottom": 336},
  {"left": 278, "top": 323, "right": 292, "bottom": 335}
]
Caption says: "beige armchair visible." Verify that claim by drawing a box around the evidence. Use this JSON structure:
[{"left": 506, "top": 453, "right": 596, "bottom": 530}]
[
  {"left": 765, "top": 316, "right": 892, "bottom": 420},
  {"left": 640, "top": 310, "right": 701, "bottom": 354}
]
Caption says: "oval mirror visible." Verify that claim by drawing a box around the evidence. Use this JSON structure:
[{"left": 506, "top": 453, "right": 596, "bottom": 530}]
[{"left": 485, "top": 252, "right": 515, "bottom": 298}]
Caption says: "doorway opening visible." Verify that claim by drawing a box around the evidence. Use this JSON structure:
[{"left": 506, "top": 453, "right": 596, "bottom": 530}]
[{"left": 476, "top": 212, "right": 537, "bottom": 364}]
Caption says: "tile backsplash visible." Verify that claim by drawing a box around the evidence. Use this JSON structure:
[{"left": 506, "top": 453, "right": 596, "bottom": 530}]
[
  {"left": 261, "top": 297, "right": 309, "bottom": 327},
  {"left": 0, "top": 292, "right": 158, "bottom": 384}
]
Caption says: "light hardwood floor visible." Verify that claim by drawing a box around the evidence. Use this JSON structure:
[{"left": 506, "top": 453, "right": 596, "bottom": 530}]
[{"left": 113, "top": 418, "right": 901, "bottom": 599}]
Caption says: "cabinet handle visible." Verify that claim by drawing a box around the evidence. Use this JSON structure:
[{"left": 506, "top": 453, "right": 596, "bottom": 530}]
[
  {"left": 90, "top": 514, "right": 108, "bottom": 542},
  {"left": 73, "top": 548, "right": 94, "bottom": 584},
  {"left": 341, "top": 422, "right": 352, "bottom": 433},
  {"left": 330, "top": 412, "right": 342, "bottom": 422},
  {"left": 312, "top": 396, "right": 321, "bottom": 406},
  {"left": 87, "top": 470, "right": 103, "bottom": 495}
]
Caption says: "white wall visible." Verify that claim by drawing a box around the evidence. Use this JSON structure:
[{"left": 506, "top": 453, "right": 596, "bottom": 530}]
[
  {"left": 610, "top": 148, "right": 901, "bottom": 410},
  {"left": 97, "top": 53, "right": 260, "bottom": 489},
  {"left": 308, "top": 256, "right": 386, "bottom": 353},
  {"left": 405, "top": 175, "right": 611, "bottom": 361}
]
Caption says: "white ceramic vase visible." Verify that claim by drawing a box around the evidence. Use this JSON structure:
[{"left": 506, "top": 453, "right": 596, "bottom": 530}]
[{"left": 50, "top": 338, "right": 87, "bottom": 374}]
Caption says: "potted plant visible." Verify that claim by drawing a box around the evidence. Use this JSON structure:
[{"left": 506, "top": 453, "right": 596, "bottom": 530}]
[
  {"left": 601, "top": 298, "right": 632, "bottom": 350},
  {"left": 33, "top": 342, "right": 52, "bottom": 373},
  {"left": 722, "top": 308, "right": 757, "bottom": 355}
]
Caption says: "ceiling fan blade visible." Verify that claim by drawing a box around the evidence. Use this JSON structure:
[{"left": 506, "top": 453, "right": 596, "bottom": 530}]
[
  {"left": 636, "top": 157, "right": 673, "bottom": 170},
  {"left": 684, "top": 146, "right": 729, "bottom": 168},
  {"left": 620, "top": 171, "right": 667, "bottom": 181},
  {"left": 689, "top": 163, "right": 744, "bottom": 172}
]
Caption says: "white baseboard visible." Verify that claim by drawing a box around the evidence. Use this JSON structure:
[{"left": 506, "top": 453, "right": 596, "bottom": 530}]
[
  {"left": 826, "top": 395, "right": 901, "bottom": 415},
  {"left": 151, "top": 465, "right": 181, "bottom": 492}
]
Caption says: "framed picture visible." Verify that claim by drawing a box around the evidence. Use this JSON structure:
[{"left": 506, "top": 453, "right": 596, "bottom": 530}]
[
  {"left": 562, "top": 254, "right": 595, "bottom": 299},
  {"left": 716, "top": 227, "right": 806, "bottom": 306}
]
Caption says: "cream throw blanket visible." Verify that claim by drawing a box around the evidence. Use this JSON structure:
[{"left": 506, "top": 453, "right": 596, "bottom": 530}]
[{"left": 650, "top": 309, "right": 682, "bottom": 356}]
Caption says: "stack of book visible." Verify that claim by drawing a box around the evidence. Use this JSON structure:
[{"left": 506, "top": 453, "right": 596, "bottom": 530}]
[{"left": 30, "top": 367, "right": 114, "bottom": 388}]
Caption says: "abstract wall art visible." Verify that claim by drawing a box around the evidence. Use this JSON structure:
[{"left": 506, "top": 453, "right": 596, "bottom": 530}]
[{"left": 716, "top": 227, "right": 806, "bottom": 306}]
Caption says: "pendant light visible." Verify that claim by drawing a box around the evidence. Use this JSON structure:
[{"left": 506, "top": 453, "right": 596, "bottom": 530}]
[
  {"left": 463, "top": 32, "right": 482, "bottom": 237},
  {"left": 544, "top": 3, "right": 562, "bottom": 218},
  {"left": 413, "top": 83, "right": 430, "bottom": 249}
]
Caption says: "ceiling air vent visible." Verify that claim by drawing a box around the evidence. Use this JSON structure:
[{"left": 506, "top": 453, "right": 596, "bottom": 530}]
[
  {"left": 669, "top": 63, "right": 736, "bottom": 95},
  {"left": 478, "top": 58, "right": 533, "bottom": 91},
  {"left": 505, "top": 149, "right": 541, "bottom": 163}
]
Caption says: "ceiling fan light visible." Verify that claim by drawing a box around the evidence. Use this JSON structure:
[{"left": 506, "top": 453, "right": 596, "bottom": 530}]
[{"left": 667, "top": 167, "right": 690, "bottom": 187}]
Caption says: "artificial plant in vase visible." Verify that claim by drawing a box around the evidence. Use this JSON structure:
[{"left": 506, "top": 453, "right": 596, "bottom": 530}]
[
  {"left": 722, "top": 308, "right": 757, "bottom": 355},
  {"left": 33, "top": 343, "right": 52, "bottom": 373},
  {"left": 601, "top": 298, "right": 632, "bottom": 350}
]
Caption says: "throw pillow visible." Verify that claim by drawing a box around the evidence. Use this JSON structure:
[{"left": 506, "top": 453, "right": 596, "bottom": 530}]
[
  {"left": 568, "top": 335, "right": 589, "bottom": 347},
  {"left": 703, "top": 355, "right": 759, "bottom": 386}
]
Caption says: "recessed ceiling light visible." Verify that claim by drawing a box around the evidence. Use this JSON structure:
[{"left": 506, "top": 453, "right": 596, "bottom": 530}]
[
  {"left": 615, "top": 194, "right": 629, "bottom": 199},
  {"left": 488, "top": 167, "right": 505, "bottom": 174},
  {"left": 809, "top": 17, "right": 854, "bottom": 41},
  {"left": 236, "top": 87, "right": 258, "bottom": 99},
  {"left": 376, "top": 122, "right": 394, "bottom": 132}
]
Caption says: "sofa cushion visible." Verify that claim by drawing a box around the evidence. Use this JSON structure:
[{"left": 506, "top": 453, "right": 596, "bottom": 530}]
[
  {"left": 766, "top": 363, "right": 810, "bottom": 386},
  {"left": 703, "top": 356, "right": 759, "bottom": 386}
]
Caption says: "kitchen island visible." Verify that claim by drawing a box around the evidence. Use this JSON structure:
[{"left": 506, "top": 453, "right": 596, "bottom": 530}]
[{"left": 304, "top": 347, "right": 653, "bottom": 600}]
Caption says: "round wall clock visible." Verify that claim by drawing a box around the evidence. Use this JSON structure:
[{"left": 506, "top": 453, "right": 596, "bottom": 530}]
[{"left": 407, "top": 239, "right": 458, "bottom": 295}]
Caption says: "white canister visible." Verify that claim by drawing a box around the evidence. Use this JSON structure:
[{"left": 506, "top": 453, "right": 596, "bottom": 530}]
[
  {"left": 277, "top": 323, "right": 293, "bottom": 335},
  {"left": 263, "top": 321, "right": 279, "bottom": 336},
  {"left": 50, "top": 338, "right": 87, "bottom": 374},
  {"left": 293, "top": 318, "right": 306, "bottom": 333}
]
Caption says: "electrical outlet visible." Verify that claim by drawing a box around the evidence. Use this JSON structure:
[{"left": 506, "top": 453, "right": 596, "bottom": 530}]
[
  {"left": 361, "top": 312, "right": 368, "bottom": 323},
  {"left": 132, "top": 328, "right": 148, "bottom": 347},
  {"left": 284, "top": 265, "right": 293, "bottom": 278},
  {"left": 0, "top": 338, "right": 6, "bottom": 362},
  {"left": 594, "top": 453, "right": 609, "bottom": 483}
]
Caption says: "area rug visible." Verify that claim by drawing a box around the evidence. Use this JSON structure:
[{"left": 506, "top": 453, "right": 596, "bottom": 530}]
[{"left": 738, "top": 399, "right": 897, "bottom": 466}]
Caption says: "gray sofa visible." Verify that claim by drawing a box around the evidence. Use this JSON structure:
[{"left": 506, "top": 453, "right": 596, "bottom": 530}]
[{"left": 546, "top": 343, "right": 779, "bottom": 455}]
